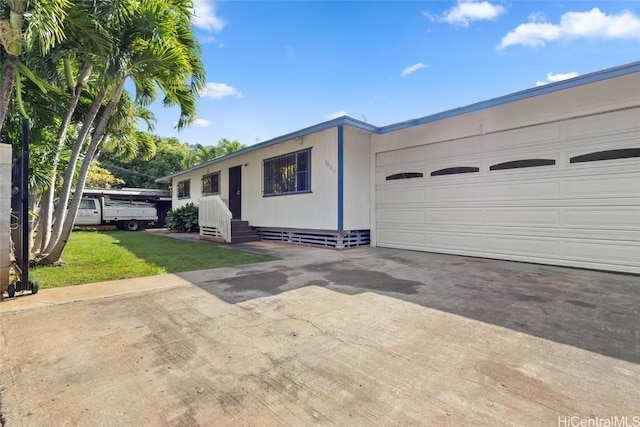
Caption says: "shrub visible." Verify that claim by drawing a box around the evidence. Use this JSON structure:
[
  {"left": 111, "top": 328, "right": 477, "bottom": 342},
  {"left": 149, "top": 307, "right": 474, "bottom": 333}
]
[{"left": 166, "top": 203, "right": 199, "bottom": 232}]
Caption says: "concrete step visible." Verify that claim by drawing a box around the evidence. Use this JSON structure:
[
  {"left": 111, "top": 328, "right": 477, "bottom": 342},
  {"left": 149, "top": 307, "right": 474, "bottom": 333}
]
[
  {"left": 231, "top": 225, "right": 253, "bottom": 233},
  {"left": 232, "top": 229, "right": 259, "bottom": 238},
  {"left": 231, "top": 220, "right": 249, "bottom": 229},
  {"left": 231, "top": 235, "right": 261, "bottom": 244}
]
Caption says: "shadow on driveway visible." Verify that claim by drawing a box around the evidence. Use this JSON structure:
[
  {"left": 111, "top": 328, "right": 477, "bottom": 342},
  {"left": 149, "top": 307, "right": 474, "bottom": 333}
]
[{"left": 176, "top": 243, "right": 639, "bottom": 365}]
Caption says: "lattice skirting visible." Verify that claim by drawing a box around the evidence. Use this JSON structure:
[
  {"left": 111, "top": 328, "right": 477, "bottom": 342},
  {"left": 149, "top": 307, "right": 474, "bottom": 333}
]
[
  {"left": 201, "top": 225, "right": 223, "bottom": 238},
  {"left": 255, "top": 228, "right": 370, "bottom": 249}
]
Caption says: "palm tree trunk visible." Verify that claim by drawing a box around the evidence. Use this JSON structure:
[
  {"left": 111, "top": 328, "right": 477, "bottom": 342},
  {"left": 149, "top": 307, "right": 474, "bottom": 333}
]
[
  {"left": 42, "top": 81, "right": 122, "bottom": 264},
  {"left": 0, "top": 3, "right": 27, "bottom": 132},
  {"left": 38, "top": 62, "right": 93, "bottom": 252},
  {"left": 44, "top": 83, "right": 108, "bottom": 256},
  {"left": 0, "top": 61, "right": 16, "bottom": 133}
]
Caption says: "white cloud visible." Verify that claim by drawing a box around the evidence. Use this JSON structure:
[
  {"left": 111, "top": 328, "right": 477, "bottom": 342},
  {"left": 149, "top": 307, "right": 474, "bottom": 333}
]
[
  {"left": 192, "top": 119, "right": 212, "bottom": 128},
  {"left": 193, "top": 0, "right": 226, "bottom": 32},
  {"left": 535, "top": 71, "right": 580, "bottom": 86},
  {"left": 528, "top": 12, "right": 546, "bottom": 23},
  {"left": 200, "top": 82, "right": 243, "bottom": 99},
  {"left": 199, "top": 35, "right": 225, "bottom": 47},
  {"left": 328, "top": 110, "right": 348, "bottom": 120},
  {"left": 401, "top": 62, "right": 429, "bottom": 77},
  {"left": 500, "top": 8, "right": 640, "bottom": 49},
  {"left": 435, "top": 1, "right": 506, "bottom": 27}
]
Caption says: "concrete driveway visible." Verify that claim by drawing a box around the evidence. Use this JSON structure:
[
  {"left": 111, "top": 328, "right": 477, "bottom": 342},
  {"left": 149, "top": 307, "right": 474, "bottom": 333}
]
[{"left": 1, "top": 241, "right": 638, "bottom": 426}]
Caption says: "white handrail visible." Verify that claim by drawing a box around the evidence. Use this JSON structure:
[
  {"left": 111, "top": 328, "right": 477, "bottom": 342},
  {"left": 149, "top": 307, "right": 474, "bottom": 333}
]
[{"left": 199, "top": 196, "right": 232, "bottom": 242}]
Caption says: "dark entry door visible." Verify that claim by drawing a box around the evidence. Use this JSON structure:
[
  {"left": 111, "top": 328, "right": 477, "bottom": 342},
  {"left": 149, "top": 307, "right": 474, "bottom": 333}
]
[{"left": 228, "top": 165, "right": 242, "bottom": 219}]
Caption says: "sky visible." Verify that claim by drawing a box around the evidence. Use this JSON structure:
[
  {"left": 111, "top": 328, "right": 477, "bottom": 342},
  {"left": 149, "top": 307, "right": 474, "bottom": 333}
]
[{"left": 148, "top": 0, "right": 640, "bottom": 147}]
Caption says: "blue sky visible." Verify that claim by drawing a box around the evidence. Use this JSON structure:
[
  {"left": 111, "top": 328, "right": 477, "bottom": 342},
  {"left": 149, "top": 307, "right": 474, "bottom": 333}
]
[{"left": 148, "top": 0, "right": 640, "bottom": 147}]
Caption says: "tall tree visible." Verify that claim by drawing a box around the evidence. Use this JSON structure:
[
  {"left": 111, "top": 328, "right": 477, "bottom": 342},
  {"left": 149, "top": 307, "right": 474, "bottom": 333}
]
[
  {"left": 36, "top": 4, "right": 112, "bottom": 252},
  {"left": 100, "top": 136, "right": 192, "bottom": 189},
  {"left": 41, "top": 0, "right": 205, "bottom": 264}
]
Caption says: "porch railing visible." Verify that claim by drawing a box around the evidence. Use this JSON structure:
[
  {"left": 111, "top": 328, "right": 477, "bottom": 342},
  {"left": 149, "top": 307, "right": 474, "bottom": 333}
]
[{"left": 199, "top": 195, "right": 231, "bottom": 243}]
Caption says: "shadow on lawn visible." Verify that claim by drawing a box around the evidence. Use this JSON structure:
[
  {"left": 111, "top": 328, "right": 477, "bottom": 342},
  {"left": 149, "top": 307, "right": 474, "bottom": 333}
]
[
  {"left": 108, "top": 230, "right": 275, "bottom": 273},
  {"left": 175, "top": 243, "right": 640, "bottom": 365}
]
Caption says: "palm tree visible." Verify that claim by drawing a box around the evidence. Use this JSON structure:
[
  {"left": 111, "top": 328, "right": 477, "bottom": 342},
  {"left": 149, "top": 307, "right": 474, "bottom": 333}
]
[
  {"left": 41, "top": 0, "right": 205, "bottom": 264},
  {"left": 217, "top": 138, "right": 245, "bottom": 156},
  {"left": 0, "top": 0, "right": 70, "bottom": 131},
  {"left": 35, "top": 4, "right": 112, "bottom": 253}
]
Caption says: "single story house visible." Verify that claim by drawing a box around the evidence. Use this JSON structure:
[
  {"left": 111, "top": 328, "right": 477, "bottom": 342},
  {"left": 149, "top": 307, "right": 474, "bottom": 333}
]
[{"left": 157, "top": 61, "right": 640, "bottom": 274}]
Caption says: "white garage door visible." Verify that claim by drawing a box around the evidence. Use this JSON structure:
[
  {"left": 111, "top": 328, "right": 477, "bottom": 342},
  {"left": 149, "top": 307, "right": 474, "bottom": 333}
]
[{"left": 375, "top": 109, "right": 640, "bottom": 274}]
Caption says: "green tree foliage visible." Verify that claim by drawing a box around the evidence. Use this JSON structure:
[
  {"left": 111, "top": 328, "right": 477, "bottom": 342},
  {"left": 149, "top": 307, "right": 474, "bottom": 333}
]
[
  {"left": 100, "top": 137, "right": 246, "bottom": 188},
  {"left": 85, "top": 160, "right": 124, "bottom": 188},
  {"left": 100, "top": 136, "right": 191, "bottom": 188}
]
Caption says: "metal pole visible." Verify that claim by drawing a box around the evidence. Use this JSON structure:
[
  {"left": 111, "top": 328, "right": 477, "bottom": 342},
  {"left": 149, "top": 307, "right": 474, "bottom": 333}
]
[{"left": 21, "top": 118, "right": 29, "bottom": 288}]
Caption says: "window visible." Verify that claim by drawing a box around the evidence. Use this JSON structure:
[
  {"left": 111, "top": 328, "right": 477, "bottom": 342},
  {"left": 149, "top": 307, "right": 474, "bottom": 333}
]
[
  {"left": 431, "top": 166, "right": 479, "bottom": 176},
  {"left": 570, "top": 148, "right": 640, "bottom": 164},
  {"left": 490, "top": 159, "right": 556, "bottom": 171},
  {"left": 79, "top": 199, "right": 96, "bottom": 209},
  {"left": 263, "top": 148, "right": 311, "bottom": 196},
  {"left": 177, "top": 179, "right": 190, "bottom": 198},
  {"left": 386, "top": 172, "right": 424, "bottom": 181},
  {"left": 202, "top": 172, "right": 220, "bottom": 195}
]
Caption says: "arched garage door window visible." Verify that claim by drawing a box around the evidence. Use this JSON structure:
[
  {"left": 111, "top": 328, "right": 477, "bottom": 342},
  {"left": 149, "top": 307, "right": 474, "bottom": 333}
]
[{"left": 570, "top": 148, "right": 640, "bottom": 164}]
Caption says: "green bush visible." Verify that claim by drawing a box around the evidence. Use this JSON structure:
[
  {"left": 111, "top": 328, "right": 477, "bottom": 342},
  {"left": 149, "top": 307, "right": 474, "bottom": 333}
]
[{"left": 166, "top": 203, "right": 199, "bottom": 232}]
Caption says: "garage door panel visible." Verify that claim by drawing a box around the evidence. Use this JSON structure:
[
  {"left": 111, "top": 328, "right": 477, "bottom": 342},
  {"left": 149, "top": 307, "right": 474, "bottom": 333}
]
[
  {"left": 428, "top": 209, "right": 483, "bottom": 225},
  {"left": 428, "top": 233, "right": 483, "bottom": 251},
  {"left": 377, "top": 229, "right": 425, "bottom": 246},
  {"left": 565, "top": 208, "right": 640, "bottom": 229},
  {"left": 565, "top": 240, "right": 640, "bottom": 265},
  {"left": 486, "top": 209, "right": 560, "bottom": 226},
  {"left": 428, "top": 186, "right": 483, "bottom": 202},
  {"left": 487, "top": 181, "right": 560, "bottom": 200},
  {"left": 564, "top": 175, "right": 640, "bottom": 198},
  {"left": 377, "top": 188, "right": 425, "bottom": 204},
  {"left": 485, "top": 236, "right": 560, "bottom": 257},
  {"left": 377, "top": 222, "right": 639, "bottom": 242},
  {"left": 377, "top": 209, "right": 426, "bottom": 223}
]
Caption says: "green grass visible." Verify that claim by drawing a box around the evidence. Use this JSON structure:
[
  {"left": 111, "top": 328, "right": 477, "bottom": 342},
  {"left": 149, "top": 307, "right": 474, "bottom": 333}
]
[{"left": 31, "top": 230, "right": 275, "bottom": 289}]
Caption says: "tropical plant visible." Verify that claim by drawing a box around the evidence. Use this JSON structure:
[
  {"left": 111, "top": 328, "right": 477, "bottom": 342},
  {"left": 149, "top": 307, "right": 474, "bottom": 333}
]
[
  {"left": 0, "top": 0, "right": 71, "bottom": 131},
  {"left": 165, "top": 203, "right": 199, "bottom": 233},
  {"left": 217, "top": 138, "right": 245, "bottom": 156}
]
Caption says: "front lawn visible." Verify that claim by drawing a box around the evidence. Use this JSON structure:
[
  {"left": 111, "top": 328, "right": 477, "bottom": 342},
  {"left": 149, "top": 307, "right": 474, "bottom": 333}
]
[{"left": 31, "top": 230, "right": 275, "bottom": 288}]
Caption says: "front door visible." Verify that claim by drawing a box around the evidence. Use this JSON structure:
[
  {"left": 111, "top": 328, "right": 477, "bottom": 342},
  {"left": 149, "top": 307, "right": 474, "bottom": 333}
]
[{"left": 228, "top": 165, "right": 242, "bottom": 219}]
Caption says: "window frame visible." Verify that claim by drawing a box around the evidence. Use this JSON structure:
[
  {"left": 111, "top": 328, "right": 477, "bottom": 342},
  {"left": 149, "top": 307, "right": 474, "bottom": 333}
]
[
  {"left": 569, "top": 148, "right": 640, "bottom": 164},
  {"left": 490, "top": 159, "right": 556, "bottom": 171},
  {"left": 386, "top": 172, "right": 424, "bottom": 181},
  {"left": 430, "top": 166, "right": 480, "bottom": 177},
  {"left": 177, "top": 179, "right": 191, "bottom": 199},
  {"left": 262, "top": 148, "right": 312, "bottom": 197},
  {"left": 201, "top": 171, "right": 220, "bottom": 196}
]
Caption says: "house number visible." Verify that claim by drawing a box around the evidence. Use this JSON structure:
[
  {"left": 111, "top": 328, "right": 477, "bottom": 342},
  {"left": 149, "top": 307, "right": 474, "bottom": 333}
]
[{"left": 325, "top": 161, "right": 336, "bottom": 173}]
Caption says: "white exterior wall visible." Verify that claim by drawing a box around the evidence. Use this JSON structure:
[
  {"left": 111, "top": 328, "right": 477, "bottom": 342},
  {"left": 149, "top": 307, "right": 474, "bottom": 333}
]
[
  {"left": 172, "top": 128, "right": 340, "bottom": 230},
  {"left": 342, "top": 126, "right": 371, "bottom": 230},
  {"left": 372, "top": 73, "right": 640, "bottom": 155},
  {"left": 0, "top": 143, "right": 11, "bottom": 290}
]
